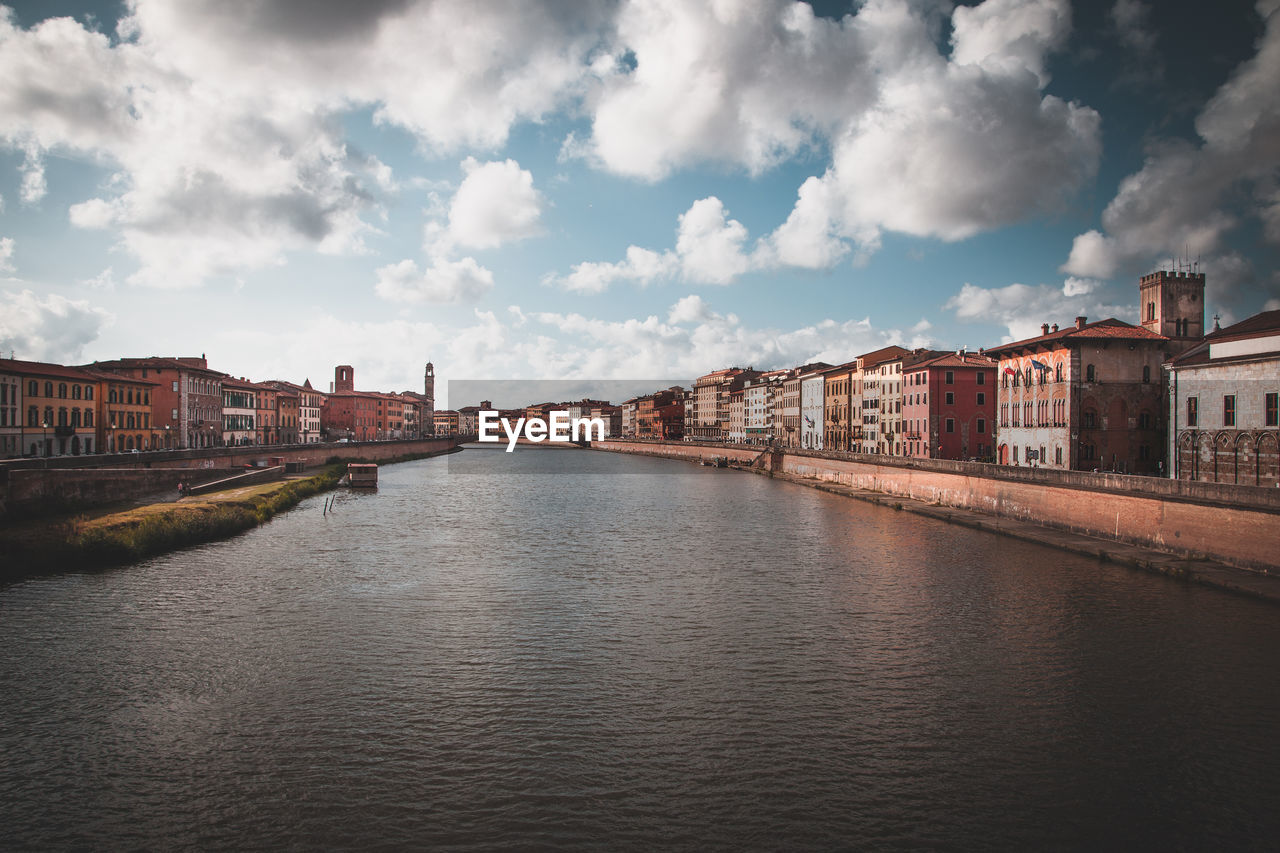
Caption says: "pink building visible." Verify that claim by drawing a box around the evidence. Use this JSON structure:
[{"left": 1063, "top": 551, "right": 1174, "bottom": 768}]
[{"left": 901, "top": 351, "right": 997, "bottom": 461}]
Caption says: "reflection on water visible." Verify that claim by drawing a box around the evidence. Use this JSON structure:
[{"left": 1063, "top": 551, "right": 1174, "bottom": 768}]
[{"left": 2, "top": 448, "right": 1278, "bottom": 850}]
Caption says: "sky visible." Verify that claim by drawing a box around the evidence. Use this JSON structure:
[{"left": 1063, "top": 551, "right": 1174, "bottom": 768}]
[{"left": 1, "top": 0, "right": 1278, "bottom": 408}]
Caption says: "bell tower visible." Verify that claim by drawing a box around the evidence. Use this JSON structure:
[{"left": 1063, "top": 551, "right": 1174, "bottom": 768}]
[
  {"left": 1139, "top": 268, "right": 1205, "bottom": 344},
  {"left": 335, "top": 365, "right": 355, "bottom": 392},
  {"left": 424, "top": 362, "right": 435, "bottom": 404}
]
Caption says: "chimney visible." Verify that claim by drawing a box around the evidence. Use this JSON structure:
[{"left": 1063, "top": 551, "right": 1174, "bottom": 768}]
[
  {"left": 1041, "top": 323, "right": 1050, "bottom": 336},
  {"left": 1075, "top": 316, "right": 1087, "bottom": 330},
  {"left": 1051, "top": 323, "right": 1059, "bottom": 333}
]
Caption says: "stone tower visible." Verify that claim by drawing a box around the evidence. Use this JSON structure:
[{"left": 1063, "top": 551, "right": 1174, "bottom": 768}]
[
  {"left": 335, "top": 365, "right": 355, "bottom": 393},
  {"left": 1139, "top": 269, "right": 1205, "bottom": 344},
  {"left": 424, "top": 362, "right": 435, "bottom": 404}
]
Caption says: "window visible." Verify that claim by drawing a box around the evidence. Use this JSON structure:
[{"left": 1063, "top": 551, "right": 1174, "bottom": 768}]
[
  {"left": 977, "top": 418, "right": 986, "bottom": 434},
  {"left": 1139, "top": 411, "right": 1152, "bottom": 429},
  {"left": 1187, "top": 396, "right": 1198, "bottom": 427},
  {"left": 28, "top": 380, "right": 37, "bottom": 397},
  {"left": 58, "top": 383, "right": 67, "bottom": 399},
  {"left": 1142, "top": 365, "right": 1151, "bottom": 383},
  {"left": 172, "top": 380, "right": 179, "bottom": 392},
  {"left": 1083, "top": 410, "right": 1097, "bottom": 429},
  {"left": 172, "top": 408, "right": 179, "bottom": 421},
  {"left": 945, "top": 371, "right": 954, "bottom": 385},
  {"left": 1266, "top": 393, "right": 1278, "bottom": 427},
  {"left": 44, "top": 382, "right": 53, "bottom": 397},
  {"left": 85, "top": 386, "right": 92, "bottom": 401},
  {"left": 1147, "top": 301, "right": 1155, "bottom": 322},
  {"left": 72, "top": 385, "right": 81, "bottom": 400},
  {"left": 945, "top": 418, "right": 955, "bottom": 433},
  {"left": 977, "top": 371, "right": 985, "bottom": 386},
  {"left": 1055, "top": 363, "right": 1063, "bottom": 382},
  {"left": 1055, "top": 446, "right": 1063, "bottom": 465},
  {"left": 1224, "top": 395, "right": 1236, "bottom": 427},
  {"left": 28, "top": 406, "right": 37, "bottom": 426},
  {"left": 945, "top": 392, "right": 954, "bottom": 405},
  {"left": 1086, "top": 364, "right": 1096, "bottom": 382},
  {"left": 976, "top": 392, "right": 985, "bottom": 406}
]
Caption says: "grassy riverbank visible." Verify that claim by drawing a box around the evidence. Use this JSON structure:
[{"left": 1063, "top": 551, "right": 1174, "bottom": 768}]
[
  {"left": 1, "top": 465, "right": 345, "bottom": 578},
  {"left": 1, "top": 448, "right": 460, "bottom": 580}
]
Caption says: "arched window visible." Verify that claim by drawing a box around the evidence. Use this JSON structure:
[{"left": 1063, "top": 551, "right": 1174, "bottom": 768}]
[
  {"left": 85, "top": 386, "right": 93, "bottom": 401},
  {"left": 28, "top": 380, "right": 38, "bottom": 397},
  {"left": 27, "top": 406, "right": 37, "bottom": 426},
  {"left": 58, "top": 407, "right": 68, "bottom": 426},
  {"left": 1086, "top": 364, "right": 1096, "bottom": 382},
  {"left": 126, "top": 436, "right": 134, "bottom": 451},
  {"left": 1142, "top": 365, "right": 1151, "bottom": 383},
  {"left": 127, "top": 389, "right": 134, "bottom": 405},
  {"left": 71, "top": 409, "right": 81, "bottom": 427},
  {"left": 85, "top": 410, "right": 93, "bottom": 427},
  {"left": 44, "top": 382, "right": 53, "bottom": 397},
  {"left": 109, "top": 389, "right": 118, "bottom": 403},
  {"left": 127, "top": 413, "right": 135, "bottom": 429},
  {"left": 72, "top": 385, "right": 81, "bottom": 400},
  {"left": 43, "top": 406, "right": 53, "bottom": 425},
  {"left": 1055, "top": 363, "right": 1063, "bottom": 382},
  {"left": 58, "top": 383, "right": 67, "bottom": 398}
]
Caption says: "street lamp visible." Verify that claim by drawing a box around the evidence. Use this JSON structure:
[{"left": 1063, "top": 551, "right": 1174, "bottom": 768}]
[{"left": 41, "top": 419, "right": 49, "bottom": 458}]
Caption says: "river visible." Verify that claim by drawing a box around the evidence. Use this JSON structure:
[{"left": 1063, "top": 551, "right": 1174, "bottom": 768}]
[{"left": 2, "top": 446, "right": 1278, "bottom": 850}]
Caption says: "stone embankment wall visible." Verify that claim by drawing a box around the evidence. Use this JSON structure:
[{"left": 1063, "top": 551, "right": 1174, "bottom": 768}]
[
  {"left": 0, "top": 437, "right": 457, "bottom": 518},
  {"left": 595, "top": 440, "right": 1280, "bottom": 573}
]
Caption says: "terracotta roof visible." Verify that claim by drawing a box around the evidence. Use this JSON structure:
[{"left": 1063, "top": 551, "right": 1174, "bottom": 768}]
[
  {"left": 1, "top": 357, "right": 100, "bottom": 381},
  {"left": 857, "top": 345, "right": 909, "bottom": 366},
  {"left": 984, "top": 318, "right": 1166, "bottom": 356},
  {"left": 912, "top": 351, "right": 998, "bottom": 370}
]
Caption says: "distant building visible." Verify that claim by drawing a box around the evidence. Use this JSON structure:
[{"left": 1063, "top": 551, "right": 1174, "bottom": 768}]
[
  {"left": 688, "top": 368, "right": 759, "bottom": 441},
  {"left": 323, "top": 365, "right": 380, "bottom": 442},
  {"left": 221, "top": 377, "right": 258, "bottom": 446},
  {"left": 1168, "top": 309, "right": 1280, "bottom": 486},
  {"left": 433, "top": 409, "right": 459, "bottom": 436},
  {"left": 857, "top": 346, "right": 909, "bottom": 454}
]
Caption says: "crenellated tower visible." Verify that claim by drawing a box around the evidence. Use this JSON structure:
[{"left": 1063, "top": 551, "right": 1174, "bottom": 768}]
[{"left": 1139, "top": 269, "right": 1205, "bottom": 345}]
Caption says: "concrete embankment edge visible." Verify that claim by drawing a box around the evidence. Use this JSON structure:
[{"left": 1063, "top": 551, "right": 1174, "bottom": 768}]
[{"left": 593, "top": 440, "right": 1280, "bottom": 606}]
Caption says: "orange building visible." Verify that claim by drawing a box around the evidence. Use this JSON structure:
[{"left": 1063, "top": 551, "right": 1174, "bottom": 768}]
[
  {"left": 4, "top": 359, "right": 100, "bottom": 457},
  {"left": 89, "top": 369, "right": 162, "bottom": 453}
]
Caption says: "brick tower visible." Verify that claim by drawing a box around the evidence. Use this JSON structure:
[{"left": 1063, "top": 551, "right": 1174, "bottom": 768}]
[
  {"left": 335, "top": 365, "right": 355, "bottom": 392},
  {"left": 1139, "top": 269, "right": 1205, "bottom": 346}
]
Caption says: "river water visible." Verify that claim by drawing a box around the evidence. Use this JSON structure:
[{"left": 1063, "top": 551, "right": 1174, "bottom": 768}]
[{"left": 2, "top": 447, "right": 1278, "bottom": 850}]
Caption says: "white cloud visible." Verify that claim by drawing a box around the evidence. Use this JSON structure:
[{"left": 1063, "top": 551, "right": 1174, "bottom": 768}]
[
  {"left": 443, "top": 157, "right": 544, "bottom": 251},
  {"left": 674, "top": 197, "right": 752, "bottom": 284},
  {"left": 1063, "top": 2, "right": 1280, "bottom": 282},
  {"left": 0, "top": 237, "right": 14, "bottom": 274},
  {"left": 554, "top": 245, "right": 679, "bottom": 294},
  {"left": 0, "top": 288, "right": 113, "bottom": 361},
  {"left": 945, "top": 279, "right": 1134, "bottom": 342},
  {"left": 374, "top": 257, "right": 494, "bottom": 304},
  {"left": 667, "top": 294, "right": 712, "bottom": 325},
  {"left": 548, "top": 196, "right": 757, "bottom": 291},
  {"left": 1062, "top": 276, "right": 1100, "bottom": 297}
]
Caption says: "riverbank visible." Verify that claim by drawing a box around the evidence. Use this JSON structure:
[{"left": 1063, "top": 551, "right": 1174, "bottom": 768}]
[
  {"left": 0, "top": 448, "right": 457, "bottom": 580},
  {"left": 593, "top": 440, "right": 1280, "bottom": 606},
  {"left": 760, "top": 468, "right": 1280, "bottom": 606}
]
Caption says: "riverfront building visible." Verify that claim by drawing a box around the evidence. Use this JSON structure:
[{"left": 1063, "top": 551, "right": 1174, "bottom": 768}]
[
  {"left": 901, "top": 351, "right": 997, "bottom": 461},
  {"left": 1168, "top": 309, "right": 1280, "bottom": 486},
  {"left": 88, "top": 356, "right": 225, "bottom": 449},
  {"left": 986, "top": 317, "right": 1169, "bottom": 472},
  {"left": 89, "top": 369, "right": 160, "bottom": 453},
  {"left": 2, "top": 359, "right": 101, "bottom": 457}
]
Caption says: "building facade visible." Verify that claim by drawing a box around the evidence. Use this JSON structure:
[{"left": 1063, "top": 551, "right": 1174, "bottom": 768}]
[
  {"left": 987, "top": 317, "right": 1169, "bottom": 473},
  {"left": 901, "top": 352, "right": 996, "bottom": 461},
  {"left": 1168, "top": 310, "right": 1280, "bottom": 486}
]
